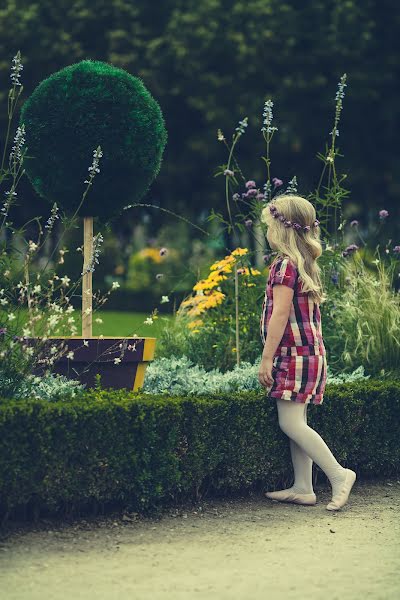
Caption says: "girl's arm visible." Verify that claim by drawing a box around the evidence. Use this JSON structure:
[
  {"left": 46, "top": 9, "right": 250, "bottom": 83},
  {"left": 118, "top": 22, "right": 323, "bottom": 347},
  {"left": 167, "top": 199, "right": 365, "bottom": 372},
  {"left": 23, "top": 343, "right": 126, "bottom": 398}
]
[{"left": 258, "top": 284, "right": 293, "bottom": 388}]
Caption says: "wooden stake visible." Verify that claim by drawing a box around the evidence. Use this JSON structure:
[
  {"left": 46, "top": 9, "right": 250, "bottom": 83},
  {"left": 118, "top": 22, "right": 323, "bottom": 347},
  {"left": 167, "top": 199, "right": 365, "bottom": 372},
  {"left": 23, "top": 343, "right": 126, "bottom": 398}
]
[
  {"left": 82, "top": 216, "right": 93, "bottom": 337},
  {"left": 234, "top": 262, "right": 240, "bottom": 366}
]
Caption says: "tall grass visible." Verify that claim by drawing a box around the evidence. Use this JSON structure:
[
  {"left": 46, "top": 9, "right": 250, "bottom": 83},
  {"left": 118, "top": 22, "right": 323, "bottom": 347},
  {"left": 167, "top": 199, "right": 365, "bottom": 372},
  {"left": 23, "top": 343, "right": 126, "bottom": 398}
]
[{"left": 328, "top": 255, "right": 400, "bottom": 376}]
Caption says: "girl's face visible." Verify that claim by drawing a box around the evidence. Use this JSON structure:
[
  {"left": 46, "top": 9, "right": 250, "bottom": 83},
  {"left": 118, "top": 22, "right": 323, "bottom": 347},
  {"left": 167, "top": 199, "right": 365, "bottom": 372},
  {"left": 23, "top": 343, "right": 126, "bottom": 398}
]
[{"left": 266, "top": 226, "right": 277, "bottom": 250}]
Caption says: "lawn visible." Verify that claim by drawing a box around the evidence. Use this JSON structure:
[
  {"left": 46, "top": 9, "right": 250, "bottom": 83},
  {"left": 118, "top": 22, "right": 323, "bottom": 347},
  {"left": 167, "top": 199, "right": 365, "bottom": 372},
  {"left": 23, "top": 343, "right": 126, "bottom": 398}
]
[{"left": 10, "top": 309, "right": 175, "bottom": 338}]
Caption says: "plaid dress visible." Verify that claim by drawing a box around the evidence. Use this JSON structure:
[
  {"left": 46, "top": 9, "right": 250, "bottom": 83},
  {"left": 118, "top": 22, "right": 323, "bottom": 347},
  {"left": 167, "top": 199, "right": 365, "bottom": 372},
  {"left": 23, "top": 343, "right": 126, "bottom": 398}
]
[{"left": 260, "top": 256, "right": 327, "bottom": 404}]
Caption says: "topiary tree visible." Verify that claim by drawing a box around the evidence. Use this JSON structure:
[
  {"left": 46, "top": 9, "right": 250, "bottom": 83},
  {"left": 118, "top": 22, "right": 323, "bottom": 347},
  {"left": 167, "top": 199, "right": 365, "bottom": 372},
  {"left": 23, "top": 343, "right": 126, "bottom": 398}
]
[{"left": 20, "top": 59, "right": 167, "bottom": 336}]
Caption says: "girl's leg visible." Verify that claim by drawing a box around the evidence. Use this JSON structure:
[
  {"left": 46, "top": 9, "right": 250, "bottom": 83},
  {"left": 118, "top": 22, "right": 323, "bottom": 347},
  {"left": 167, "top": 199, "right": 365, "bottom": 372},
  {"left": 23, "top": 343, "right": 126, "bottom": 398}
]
[
  {"left": 289, "top": 404, "right": 314, "bottom": 494},
  {"left": 276, "top": 399, "right": 347, "bottom": 497}
]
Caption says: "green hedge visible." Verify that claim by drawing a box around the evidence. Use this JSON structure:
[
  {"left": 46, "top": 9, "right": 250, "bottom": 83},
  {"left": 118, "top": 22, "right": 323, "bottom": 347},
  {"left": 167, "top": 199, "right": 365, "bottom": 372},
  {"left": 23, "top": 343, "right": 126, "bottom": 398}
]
[{"left": 0, "top": 380, "right": 399, "bottom": 523}]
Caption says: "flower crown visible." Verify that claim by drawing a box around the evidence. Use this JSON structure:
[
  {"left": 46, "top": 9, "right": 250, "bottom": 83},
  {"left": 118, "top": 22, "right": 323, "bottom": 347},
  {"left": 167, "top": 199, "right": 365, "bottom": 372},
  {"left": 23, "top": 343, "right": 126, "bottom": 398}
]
[{"left": 269, "top": 203, "right": 319, "bottom": 232}]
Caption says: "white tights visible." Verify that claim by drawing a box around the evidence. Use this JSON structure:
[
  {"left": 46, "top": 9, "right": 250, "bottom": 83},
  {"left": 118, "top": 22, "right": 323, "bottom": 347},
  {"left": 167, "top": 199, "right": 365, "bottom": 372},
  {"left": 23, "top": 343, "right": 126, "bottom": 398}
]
[{"left": 276, "top": 399, "right": 346, "bottom": 496}]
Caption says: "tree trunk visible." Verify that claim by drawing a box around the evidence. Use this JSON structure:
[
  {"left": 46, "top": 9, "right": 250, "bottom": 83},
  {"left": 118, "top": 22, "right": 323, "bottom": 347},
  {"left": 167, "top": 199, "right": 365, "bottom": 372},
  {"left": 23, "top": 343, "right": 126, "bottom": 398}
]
[{"left": 82, "top": 216, "right": 93, "bottom": 337}]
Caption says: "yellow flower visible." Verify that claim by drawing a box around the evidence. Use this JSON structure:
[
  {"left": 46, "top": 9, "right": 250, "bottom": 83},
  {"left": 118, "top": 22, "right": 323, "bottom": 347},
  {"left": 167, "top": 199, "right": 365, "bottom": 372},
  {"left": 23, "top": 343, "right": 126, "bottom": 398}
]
[
  {"left": 232, "top": 347, "right": 237, "bottom": 353},
  {"left": 138, "top": 247, "right": 164, "bottom": 263},
  {"left": 188, "top": 319, "right": 203, "bottom": 330},
  {"left": 231, "top": 247, "right": 248, "bottom": 256}
]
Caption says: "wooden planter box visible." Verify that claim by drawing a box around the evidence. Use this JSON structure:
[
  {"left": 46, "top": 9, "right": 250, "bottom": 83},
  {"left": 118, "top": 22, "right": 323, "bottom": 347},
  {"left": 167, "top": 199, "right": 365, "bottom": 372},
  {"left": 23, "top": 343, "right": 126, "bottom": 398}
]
[{"left": 29, "top": 337, "right": 156, "bottom": 391}]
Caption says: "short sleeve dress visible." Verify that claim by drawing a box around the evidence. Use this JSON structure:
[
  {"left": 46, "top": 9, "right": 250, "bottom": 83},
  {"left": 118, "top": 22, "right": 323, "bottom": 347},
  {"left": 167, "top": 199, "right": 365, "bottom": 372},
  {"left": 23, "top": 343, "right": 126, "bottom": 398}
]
[{"left": 259, "top": 255, "right": 327, "bottom": 404}]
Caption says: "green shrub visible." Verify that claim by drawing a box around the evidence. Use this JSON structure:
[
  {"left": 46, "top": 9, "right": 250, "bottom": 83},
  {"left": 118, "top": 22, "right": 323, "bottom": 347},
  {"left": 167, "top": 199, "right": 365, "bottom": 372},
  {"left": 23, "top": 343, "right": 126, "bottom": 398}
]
[
  {"left": 0, "top": 379, "right": 399, "bottom": 523},
  {"left": 20, "top": 59, "right": 167, "bottom": 221}
]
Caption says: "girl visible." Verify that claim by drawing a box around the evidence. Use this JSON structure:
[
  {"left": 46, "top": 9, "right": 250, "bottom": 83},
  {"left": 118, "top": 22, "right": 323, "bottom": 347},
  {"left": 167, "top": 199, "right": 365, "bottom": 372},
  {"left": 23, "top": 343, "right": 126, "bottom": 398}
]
[{"left": 258, "top": 194, "right": 356, "bottom": 510}]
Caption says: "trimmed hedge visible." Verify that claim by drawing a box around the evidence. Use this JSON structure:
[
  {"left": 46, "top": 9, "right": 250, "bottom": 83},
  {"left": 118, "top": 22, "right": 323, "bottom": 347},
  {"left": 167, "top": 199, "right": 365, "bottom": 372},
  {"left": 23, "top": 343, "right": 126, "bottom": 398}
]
[{"left": 0, "top": 380, "right": 399, "bottom": 523}]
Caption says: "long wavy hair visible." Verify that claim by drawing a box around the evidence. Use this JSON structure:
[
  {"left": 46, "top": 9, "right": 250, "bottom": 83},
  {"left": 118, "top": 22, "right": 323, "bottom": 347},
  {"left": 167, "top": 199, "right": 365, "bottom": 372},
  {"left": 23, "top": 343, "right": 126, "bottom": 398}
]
[{"left": 261, "top": 194, "right": 325, "bottom": 304}]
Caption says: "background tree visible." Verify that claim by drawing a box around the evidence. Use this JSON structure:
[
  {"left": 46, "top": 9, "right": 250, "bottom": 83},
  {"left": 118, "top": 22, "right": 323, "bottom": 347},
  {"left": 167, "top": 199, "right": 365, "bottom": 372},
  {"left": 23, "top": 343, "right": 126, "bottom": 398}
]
[{"left": 1, "top": 0, "right": 399, "bottom": 237}]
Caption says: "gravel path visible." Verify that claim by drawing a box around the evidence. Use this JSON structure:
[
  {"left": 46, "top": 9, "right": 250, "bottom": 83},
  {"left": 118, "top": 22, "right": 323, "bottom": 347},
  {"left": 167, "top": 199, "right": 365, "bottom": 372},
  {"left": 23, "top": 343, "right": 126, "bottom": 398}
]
[{"left": 1, "top": 479, "right": 399, "bottom": 600}]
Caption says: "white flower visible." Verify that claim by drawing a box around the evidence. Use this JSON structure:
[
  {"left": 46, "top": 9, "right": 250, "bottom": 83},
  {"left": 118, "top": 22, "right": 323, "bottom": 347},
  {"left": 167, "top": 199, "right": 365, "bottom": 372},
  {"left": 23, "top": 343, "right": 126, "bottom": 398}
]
[
  {"left": 95, "top": 317, "right": 103, "bottom": 324},
  {"left": 66, "top": 305, "right": 74, "bottom": 314},
  {"left": 66, "top": 351, "right": 74, "bottom": 360},
  {"left": 99, "top": 334, "right": 104, "bottom": 339},
  {"left": 3, "top": 270, "right": 10, "bottom": 277},
  {"left": 33, "top": 285, "right": 41, "bottom": 294},
  {"left": 24, "top": 347, "right": 34, "bottom": 357},
  {"left": 67, "top": 316, "right": 75, "bottom": 324},
  {"left": 0, "top": 298, "right": 8, "bottom": 306},
  {"left": 22, "top": 328, "right": 31, "bottom": 337},
  {"left": 8, "top": 313, "right": 16, "bottom": 321},
  {"left": 48, "top": 315, "right": 60, "bottom": 328},
  {"left": 50, "top": 345, "right": 58, "bottom": 354},
  {"left": 144, "top": 317, "right": 154, "bottom": 325},
  {"left": 61, "top": 276, "right": 71, "bottom": 287},
  {"left": 28, "top": 240, "right": 38, "bottom": 252},
  {"left": 114, "top": 357, "right": 121, "bottom": 365},
  {"left": 84, "top": 307, "right": 92, "bottom": 315},
  {"left": 161, "top": 295, "right": 169, "bottom": 304},
  {"left": 83, "top": 340, "right": 89, "bottom": 347},
  {"left": 112, "top": 281, "right": 120, "bottom": 290}
]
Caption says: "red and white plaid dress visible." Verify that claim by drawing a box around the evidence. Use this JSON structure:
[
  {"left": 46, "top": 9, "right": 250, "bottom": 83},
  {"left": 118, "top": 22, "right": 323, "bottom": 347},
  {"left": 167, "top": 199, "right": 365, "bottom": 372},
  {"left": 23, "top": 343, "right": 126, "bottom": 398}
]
[{"left": 260, "top": 255, "right": 327, "bottom": 404}]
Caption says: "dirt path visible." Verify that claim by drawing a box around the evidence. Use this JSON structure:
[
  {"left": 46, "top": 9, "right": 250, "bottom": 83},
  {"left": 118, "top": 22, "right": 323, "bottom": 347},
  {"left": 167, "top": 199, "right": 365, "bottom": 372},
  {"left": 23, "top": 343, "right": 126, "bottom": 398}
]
[{"left": 1, "top": 479, "right": 399, "bottom": 600}]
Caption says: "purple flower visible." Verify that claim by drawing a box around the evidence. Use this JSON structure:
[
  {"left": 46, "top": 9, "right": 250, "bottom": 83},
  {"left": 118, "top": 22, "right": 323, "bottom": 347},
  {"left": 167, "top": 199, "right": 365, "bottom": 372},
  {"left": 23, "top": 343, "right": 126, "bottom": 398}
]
[
  {"left": 224, "top": 169, "right": 234, "bottom": 177},
  {"left": 272, "top": 177, "right": 283, "bottom": 188},
  {"left": 0, "top": 327, "right": 7, "bottom": 335},
  {"left": 393, "top": 246, "right": 400, "bottom": 254},
  {"left": 262, "top": 254, "right": 271, "bottom": 264},
  {"left": 245, "top": 219, "right": 253, "bottom": 229},
  {"left": 303, "top": 225, "right": 311, "bottom": 232},
  {"left": 342, "top": 244, "right": 359, "bottom": 257},
  {"left": 245, "top": 180, "right": 256, "bottom": 189},
  {"left": 331, "top": 272, "right": 339, "bottom": 285},
  {"left": 256, "top": 193, "right": 266, "bottom": 201},
  {"left": 379, "top": 209, "right": 389, "bottom": 220},
  {"left": 350, "top": 220, "right": 359, "bottom": 227},
  {"left": 283, "top": 220, "right": 292, "bottom": 228},
  {"left": 246, "top": 188, "right": 258, "bottom": 198},
  {"left": 293, "top": 223, "right": 302, "bottom": 231}
]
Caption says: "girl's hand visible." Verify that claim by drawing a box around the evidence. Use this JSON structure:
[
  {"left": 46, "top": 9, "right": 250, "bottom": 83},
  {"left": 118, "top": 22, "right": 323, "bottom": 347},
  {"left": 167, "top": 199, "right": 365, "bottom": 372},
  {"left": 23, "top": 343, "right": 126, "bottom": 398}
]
[{"left": 258, "top": 357, "right": 274, "bottom": 388}]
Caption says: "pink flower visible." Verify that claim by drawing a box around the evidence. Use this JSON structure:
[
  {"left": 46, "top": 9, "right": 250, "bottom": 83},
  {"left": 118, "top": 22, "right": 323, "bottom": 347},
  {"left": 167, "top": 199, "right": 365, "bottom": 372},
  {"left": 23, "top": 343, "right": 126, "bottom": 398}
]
[
  {"left": 379, "top": 209, "right": 389, "bottom": 220},
  {"left": 245, "top": 180, "right": 256, "bottom": 189},
  {"left": 350, "top": 220, "right": 359, "bottom": 227},
  {"left": 272, "top": 177, "right": 283, "bottom": 188}
]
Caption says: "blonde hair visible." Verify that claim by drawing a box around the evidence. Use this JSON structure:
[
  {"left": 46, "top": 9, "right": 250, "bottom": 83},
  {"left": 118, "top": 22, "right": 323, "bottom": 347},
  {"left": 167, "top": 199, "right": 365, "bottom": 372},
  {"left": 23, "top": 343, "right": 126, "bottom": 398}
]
[{"left": 261, "top": 194, "right": 325, "bottom": 304}]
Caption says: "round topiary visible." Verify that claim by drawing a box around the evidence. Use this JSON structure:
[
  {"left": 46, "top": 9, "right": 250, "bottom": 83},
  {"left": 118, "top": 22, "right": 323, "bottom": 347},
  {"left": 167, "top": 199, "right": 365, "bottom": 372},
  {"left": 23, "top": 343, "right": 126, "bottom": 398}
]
[{"left": 20, "top": 60, "right": 167, "bottom": 221}]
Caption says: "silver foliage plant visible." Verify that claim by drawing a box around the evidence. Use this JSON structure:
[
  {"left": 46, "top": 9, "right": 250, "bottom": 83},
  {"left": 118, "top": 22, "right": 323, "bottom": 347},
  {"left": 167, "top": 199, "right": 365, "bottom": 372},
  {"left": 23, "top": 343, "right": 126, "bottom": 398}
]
[{"left": 141, "top": 356, "right": 368, "bottom": 397}]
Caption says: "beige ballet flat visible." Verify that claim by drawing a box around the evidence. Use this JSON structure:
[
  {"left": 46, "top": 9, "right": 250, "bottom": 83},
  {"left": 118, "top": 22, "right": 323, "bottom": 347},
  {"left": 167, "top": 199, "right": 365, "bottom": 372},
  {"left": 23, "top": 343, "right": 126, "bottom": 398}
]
[
  {"left": 265, "top": 489, "right": 317, "bottom": 506},
  {"left": 326, "top": 468, "right": 357, "bottom": 511}
]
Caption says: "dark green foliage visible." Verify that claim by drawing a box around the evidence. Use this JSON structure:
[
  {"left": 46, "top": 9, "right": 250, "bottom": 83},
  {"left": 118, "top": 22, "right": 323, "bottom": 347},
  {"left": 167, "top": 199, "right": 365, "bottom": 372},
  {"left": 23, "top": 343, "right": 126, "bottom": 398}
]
[
  {"left": 0, "top": 380, "right": 399, "bottom": 522},
  {"left": 1, "top": 1, "right": 399, "bottom": 227},
  {"left": 19, "top": 59, "right": 167, "bottom": 221}
]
